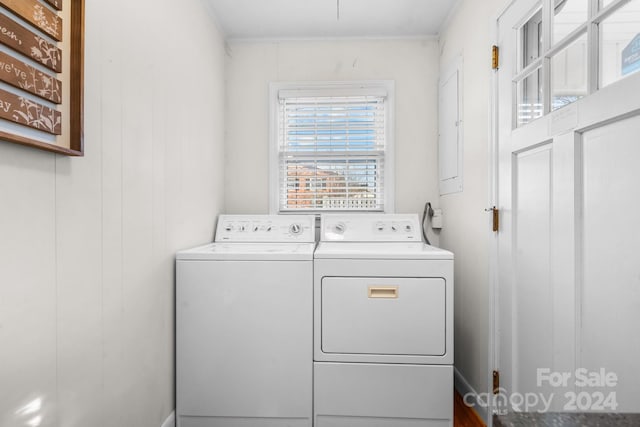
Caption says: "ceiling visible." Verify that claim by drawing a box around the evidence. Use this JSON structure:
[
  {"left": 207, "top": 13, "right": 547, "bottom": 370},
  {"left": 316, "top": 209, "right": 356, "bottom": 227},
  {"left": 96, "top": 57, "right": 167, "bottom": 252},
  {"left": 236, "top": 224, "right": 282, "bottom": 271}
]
[{"left": 206, "top": 0, "right": 459, "bottom": 40}]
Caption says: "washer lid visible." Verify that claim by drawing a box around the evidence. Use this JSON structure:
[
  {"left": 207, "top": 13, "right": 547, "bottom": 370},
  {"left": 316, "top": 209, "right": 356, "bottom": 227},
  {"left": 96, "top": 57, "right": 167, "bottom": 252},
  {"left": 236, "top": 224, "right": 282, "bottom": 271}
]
[
  {"left": 177, "top": 242, "right": 316, "bottom": 261},
  {"left": 314, "top": 242, "right": 453, "bottom": 260}
]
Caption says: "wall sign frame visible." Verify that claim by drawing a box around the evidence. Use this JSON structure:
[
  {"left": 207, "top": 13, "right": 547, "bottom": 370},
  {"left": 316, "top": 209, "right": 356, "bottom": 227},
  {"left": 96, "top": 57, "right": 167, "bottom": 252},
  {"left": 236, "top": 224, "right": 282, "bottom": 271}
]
[{"left": 0, "top": 0, "right": 84, "bottom": 156}]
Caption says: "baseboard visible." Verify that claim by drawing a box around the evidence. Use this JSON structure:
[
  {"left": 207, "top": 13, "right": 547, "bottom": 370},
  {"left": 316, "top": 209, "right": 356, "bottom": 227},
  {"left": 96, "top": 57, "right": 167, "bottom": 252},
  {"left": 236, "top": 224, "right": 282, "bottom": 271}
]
[
  {"left": 161, "top": 411, "right": 175, "bottom": 427},
  {"left": 454, "top": 367, "right": 489, "bottom": 425}
]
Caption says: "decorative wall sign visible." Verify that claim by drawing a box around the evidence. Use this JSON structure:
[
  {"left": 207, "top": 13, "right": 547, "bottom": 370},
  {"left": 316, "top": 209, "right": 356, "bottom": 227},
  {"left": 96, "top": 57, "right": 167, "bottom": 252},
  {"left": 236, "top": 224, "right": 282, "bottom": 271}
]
[
  {"left": 0, "top": 88, "right": 61, "bottom": 134},
  {"left": 0, "top": 14, "right": 62, "bottom": 73},
  {"left": 43, "top": 0, "right": 62, "bottom": 11},
  {"left": 0, "top": 0, "right": 63, "bottom": 41},
  {"left": 0, "top": 0, "right": 84, "bottom": 156},
  {"left": 0, "top": 51, "right": 62, "bottom": 103}
]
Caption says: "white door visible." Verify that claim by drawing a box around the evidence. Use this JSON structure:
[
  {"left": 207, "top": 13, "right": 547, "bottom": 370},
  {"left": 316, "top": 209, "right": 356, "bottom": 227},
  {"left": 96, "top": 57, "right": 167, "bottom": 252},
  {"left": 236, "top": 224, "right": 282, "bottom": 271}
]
[{"left": 495, "top": 0, "right": 640, "bottom": 415}]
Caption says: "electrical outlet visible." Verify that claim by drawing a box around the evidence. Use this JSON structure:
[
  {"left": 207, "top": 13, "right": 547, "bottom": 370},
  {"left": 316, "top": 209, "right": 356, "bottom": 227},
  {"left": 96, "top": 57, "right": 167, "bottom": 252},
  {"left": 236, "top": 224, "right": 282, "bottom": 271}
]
[{"left": 432, "top": 209, "right": 443, "bottom": 229}]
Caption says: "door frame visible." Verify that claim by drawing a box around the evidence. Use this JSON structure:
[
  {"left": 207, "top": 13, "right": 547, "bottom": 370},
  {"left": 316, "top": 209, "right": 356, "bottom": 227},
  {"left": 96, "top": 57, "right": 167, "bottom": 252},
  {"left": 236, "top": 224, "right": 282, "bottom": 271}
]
[{"left": 488, "top": 3, "right": 517, "bottom": 425}]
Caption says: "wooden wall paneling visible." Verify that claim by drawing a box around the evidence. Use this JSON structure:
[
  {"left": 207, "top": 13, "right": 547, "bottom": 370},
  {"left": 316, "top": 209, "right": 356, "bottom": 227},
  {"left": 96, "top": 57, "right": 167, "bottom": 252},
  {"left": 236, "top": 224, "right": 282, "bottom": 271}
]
[
  {"left": 53, "top": 1, "right": 98, "bottom": 421},
  {"left": 149, "top": 4, "right": 174, "bottom": 423},
  {"left": 54, "top": 2, "right": 98, "bottom": 415},
  {"left": 121, "top": 0, "right": 157, "bottom": 421},
  {"left": 97, "top": 0, "right": 126, "bottom": 424},
  {"left": 0, "top": 145, "right": 58, "bottom": 425},
  {"left": 54, "top": 155, "right": 103, "bottom": 427},
  {"left": 0, "top": 0, "right": 225, "bottom": 426}
]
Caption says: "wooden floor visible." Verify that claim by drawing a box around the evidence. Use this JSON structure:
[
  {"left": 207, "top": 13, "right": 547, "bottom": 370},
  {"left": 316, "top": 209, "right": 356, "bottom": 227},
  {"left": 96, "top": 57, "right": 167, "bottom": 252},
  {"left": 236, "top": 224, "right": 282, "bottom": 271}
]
[{"left": 454, "top": 392, "right": 486, "bottom": 427}]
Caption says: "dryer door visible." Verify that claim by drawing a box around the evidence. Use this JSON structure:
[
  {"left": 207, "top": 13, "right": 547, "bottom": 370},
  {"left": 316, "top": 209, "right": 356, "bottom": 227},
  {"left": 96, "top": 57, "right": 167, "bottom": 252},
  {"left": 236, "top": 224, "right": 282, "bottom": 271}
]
[{"left": 321, "top": 277, "right": 446, "bottom": 357}]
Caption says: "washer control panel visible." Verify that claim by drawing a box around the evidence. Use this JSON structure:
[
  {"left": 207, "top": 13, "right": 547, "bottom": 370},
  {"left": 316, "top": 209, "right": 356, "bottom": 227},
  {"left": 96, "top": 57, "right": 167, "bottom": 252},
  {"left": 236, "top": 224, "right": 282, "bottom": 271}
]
[
  {"left": 215, "top": 215, "right": 315, "bottom": 242},
  {"left": 321, "top": 214, "right": 422, "bottom": 242}
]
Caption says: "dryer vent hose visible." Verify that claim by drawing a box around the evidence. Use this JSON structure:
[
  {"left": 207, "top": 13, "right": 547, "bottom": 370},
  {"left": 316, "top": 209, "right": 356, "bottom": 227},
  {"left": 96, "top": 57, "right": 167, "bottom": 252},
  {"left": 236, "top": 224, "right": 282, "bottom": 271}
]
[{"left": 422, "top": 202, "right": 434, "bottom": 245}]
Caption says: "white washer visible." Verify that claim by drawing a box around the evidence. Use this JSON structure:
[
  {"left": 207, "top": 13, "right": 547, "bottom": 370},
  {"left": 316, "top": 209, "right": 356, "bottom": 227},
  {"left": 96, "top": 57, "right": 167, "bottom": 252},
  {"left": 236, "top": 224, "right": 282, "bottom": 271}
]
[
  {"left": 176, "top": 215, "right": 315, "bottom": 427},
  {"left": 314, "top": 214, "right": 454, "bottom": 427}
]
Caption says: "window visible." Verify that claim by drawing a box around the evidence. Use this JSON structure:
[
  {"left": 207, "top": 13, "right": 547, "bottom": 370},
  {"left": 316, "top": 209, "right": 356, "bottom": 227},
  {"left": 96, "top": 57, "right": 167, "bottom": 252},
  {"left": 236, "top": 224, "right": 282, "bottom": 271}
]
[
  {"left": 600, "top": 0, "right": 640, "bottom": 87},
  {"left": 270, "top": 81, "right": 394, "bottom": 213},
  {"left": 513, "top": 0, "right": 640, "bottom": 128}
]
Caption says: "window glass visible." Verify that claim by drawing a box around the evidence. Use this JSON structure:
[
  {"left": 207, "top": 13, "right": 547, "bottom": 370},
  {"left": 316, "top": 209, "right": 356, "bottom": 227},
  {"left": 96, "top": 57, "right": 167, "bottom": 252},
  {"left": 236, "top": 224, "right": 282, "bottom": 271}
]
[
  {"left": 553, "top": 0, "right": 589, "bottom": 43},
  {"left": 551, "top": 33, "right": 588, "bottom": 110},
  {"left": 521, "top": 8, "right": 543, "bottom": 69},
  {"left": 600, "top": 0, "right": 640, "bottom": 87},
  {"left": 517, "top": 68, "right": 543, "bottom": 127},
  {"left": 277, "top": 95, "right": 387, "bottom": 211}
]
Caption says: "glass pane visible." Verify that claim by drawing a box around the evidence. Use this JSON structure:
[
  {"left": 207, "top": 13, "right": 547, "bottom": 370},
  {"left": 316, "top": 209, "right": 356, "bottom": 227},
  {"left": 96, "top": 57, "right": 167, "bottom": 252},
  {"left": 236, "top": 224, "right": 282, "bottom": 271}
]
[
  {"left": 283, "top": 159, "right": 382, "bottom": 211},
  {"left": 279, "top": 94, "right": 386, "bottom": 212},
  {"left": 551, "top": 33, "right": 588, "bottom": 110},
  {"left": 602, "top": 0, "right": 615, "bottom": 8},
  {"left": 517, "top": 68, "right": 543, "bottom": 127},
  {"left": 554, "top": 0, "right": 589, "bottom": 43},
  {"left": 600, "top": 0, "right": 640, "bottom": 87},
  {"left": 521, "top": 8, "right": 543, "bottom": 68}
]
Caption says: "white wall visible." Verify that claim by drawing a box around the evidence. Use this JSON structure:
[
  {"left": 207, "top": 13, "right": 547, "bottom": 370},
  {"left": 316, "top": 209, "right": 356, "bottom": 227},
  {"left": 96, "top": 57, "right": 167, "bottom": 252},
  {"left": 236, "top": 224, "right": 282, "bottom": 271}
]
[
  {"left": 438, "top": 0, "right": 506, "bottom": 401},
  {"left": 0, "top": 0, "right": 225, "bottom": 426},
  {"left": 224, "top": 39, "right": 441, "bottom": 227}
]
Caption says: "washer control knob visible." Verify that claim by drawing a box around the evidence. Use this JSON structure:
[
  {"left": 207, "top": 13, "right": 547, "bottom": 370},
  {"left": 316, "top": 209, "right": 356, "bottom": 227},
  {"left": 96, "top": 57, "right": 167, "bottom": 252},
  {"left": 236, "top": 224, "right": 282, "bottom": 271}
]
[
  {"left": 224, "top": 224, "right": 233, "bottom": 232},
  {"left": 266, "top": 226, "right": 272, "bottom": 232},
  {"left": 253, "top": 226, "right": 259, "bottom": 232},
  {"left": 289, "top": 223, "right": 302, "bottom": 235},
  {"left": 333, "top": 222, "right": 346, "bottom": 234},
  {"left": 391, "top": 225, "right": 398, "bottom": 232},
  {"left": 405, "top": 224, "right": 412, "bottom": 232},
  {"left": 239, "top": 225, "right": 246, "bottom": 232}
]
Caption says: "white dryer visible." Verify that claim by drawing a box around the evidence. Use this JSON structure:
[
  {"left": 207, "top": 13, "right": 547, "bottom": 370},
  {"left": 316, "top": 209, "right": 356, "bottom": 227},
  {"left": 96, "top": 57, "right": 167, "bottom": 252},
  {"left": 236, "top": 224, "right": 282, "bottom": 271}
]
[
  {"left": 314, "top": 214, "right": 454, "bottom": 427},
  {"left": 176, "top": 215, "right": 315, "bottom": 427}
]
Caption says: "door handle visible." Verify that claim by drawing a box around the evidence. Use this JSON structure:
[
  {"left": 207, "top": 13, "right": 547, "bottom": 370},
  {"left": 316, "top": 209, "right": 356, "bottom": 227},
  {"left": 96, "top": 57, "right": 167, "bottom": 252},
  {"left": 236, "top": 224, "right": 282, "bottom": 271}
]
[{"left": 368, "top": 286, "right": 398, "bottom": 299}]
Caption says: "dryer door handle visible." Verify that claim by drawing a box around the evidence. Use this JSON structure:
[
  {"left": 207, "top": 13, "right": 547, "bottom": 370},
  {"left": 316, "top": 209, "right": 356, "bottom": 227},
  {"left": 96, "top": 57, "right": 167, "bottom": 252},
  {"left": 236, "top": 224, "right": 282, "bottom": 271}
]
[{"left": 368, "top": 286, "right": 398, "bottom": 299}]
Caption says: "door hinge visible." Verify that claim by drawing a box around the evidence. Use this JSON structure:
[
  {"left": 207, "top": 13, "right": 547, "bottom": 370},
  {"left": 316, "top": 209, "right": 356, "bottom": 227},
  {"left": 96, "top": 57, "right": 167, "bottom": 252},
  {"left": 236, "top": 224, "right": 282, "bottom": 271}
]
[
  {"left": 486, "top": 206, "right": 499, "bottom": 232},
  {"left": 493, "top": 370, "right": 500, "bottom": 394},
  {"left": 492, "top": 45, "right": 499, "bottom": 70}
]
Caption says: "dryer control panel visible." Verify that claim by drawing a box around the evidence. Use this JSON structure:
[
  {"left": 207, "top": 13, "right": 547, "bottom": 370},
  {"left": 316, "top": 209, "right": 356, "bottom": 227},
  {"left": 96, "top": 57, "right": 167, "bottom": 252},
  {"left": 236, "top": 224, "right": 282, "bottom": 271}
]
[
  {"left": 215, "top": 215, "right": 315, "bottom": 242},
  {"left": 321, "top": 214, "right": 422, "bottom": 242}
]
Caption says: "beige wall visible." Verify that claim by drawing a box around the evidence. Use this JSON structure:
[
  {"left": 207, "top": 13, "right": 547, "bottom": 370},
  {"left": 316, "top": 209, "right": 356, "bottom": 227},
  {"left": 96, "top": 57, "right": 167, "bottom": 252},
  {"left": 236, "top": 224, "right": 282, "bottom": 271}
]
[
  {"left": 438, "top": 0, "right": 506, "bottom": 406},
  {"left": 0, "top": 0, "right": 225, "bottom": 426},
  {"left": 224, "top": 39, "right": 441, "bottom": 234}
]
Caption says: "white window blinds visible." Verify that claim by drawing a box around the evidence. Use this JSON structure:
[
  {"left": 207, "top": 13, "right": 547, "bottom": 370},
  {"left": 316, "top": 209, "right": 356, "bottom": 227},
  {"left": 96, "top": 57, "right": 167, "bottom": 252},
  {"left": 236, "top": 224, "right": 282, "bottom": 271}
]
[{"left": 277, "top": 94, "right": 387, "bottom": 212}]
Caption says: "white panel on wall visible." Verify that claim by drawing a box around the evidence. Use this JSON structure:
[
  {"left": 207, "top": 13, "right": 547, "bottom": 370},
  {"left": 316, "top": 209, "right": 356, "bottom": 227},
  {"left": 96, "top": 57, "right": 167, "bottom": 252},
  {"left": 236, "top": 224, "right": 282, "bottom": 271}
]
[
  {"left": 0, "top": 146, "right": 57, "bottom": 427},
  {"left": 224, "top": 39, "right": 440, "bottom": 220},
  {"left": 581, "top": 116, "right": 640, "bottom": 412},
  {"left": 439, "top": 57, "right": 463, "bottom": 195},
  {"left": 0, "top": 0, "right": 226, "bottom": 426}
]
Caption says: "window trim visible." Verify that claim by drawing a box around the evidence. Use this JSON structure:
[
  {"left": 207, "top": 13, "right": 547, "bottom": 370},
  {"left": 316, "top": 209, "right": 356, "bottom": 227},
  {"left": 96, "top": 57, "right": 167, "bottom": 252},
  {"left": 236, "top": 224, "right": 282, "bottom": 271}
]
[{"left": 269, "top": 80, "right": 395, "bottom": 214}]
